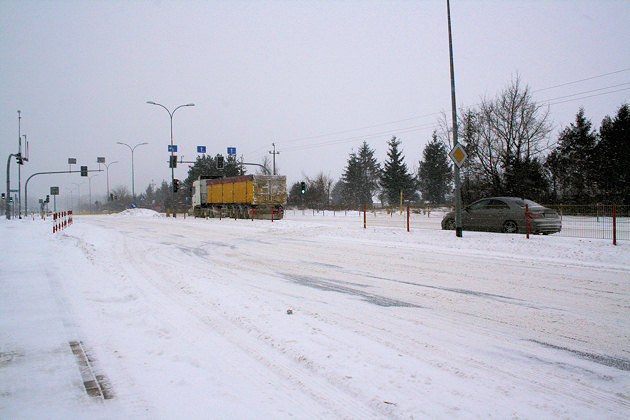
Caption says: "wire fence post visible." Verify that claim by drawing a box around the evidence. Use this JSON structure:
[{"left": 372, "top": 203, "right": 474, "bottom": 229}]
[
  {"left": 526, "top": 204, "right": 530, "bottom": 239},
  {"left": 363, "top": 204, "right": 366, "bottom": 229},
  {"left": 613, "top": 204, "right": 617, "bottom": 245}
]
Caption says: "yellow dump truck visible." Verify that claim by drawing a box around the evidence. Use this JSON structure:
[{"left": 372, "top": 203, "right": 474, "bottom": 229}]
[{"left": 192, "top": 174, "right": 287, "bottom": 219}]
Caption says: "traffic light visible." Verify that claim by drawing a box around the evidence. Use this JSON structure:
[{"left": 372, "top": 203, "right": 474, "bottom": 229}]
[
  {"left": 45, "top": 195, "right": 50, "bottom": 203},
  {"left": 169, "top": 155, "right": 177, "bottom": 168},
  {"left": 216, "top": 155, "right": 224, "bottom": 169},
  {"left": 80, "top": 166, "right": 88, "bottom": 176},
  {"left": 173, "top": 179, "right": 179, "bottom": 193},
  {"left": 9, "top": 196, "right": 14, "bottom": 203},
  {"left": 300, "top": 182, "right": 306, "bottom": 194},
  {"left": 1, "top": 193, "right": 4, "bottom": 199}
]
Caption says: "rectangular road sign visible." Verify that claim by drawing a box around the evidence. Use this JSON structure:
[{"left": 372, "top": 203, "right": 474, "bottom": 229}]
[
  {"left": 68, "top": 158, "right": 77, "bottom": 164},
  {"left": 97, "top": 157, "right": 105, "bottom": 163},
  {"left": 50, "top": 186, "right": 59, "bottom": 195},
  {"left": 168, "top": 145, "right": 178, "bottom": 152},
  {"left": 227, "top": 147, "right": 236, "bottom": 155},
  {"left": 197, "top": 146, "right": 206, "bottom": 153}
]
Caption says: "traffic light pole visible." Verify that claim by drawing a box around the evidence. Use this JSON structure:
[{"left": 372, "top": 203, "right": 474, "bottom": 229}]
[
  {"left": 24, "top": 169, "right": 102, "bottom": 216},
  {"left": 5, "top": 153, "right": 18, "bottom": 220}
]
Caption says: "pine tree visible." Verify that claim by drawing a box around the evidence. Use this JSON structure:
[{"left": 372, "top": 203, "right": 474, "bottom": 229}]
[
  {"left": 341, "top": 141, "right": 381, "bottom": 208},
  {"left": 418, "top": 133, "right": 453, "bottom": 204},
  {"left": 183, "top": 154, "right": 243, "bottom": 194},
  {"left": 545, "top": 108, "right": 597, "bottom": 203},
  {"left": 341, "top": 152, "right": 362, "bottom": 207},
  {"left": 357, "top": 141, "right": 381, "bottom": 205},
  {"left": 595, "top": 104, "right": 630, "bottom": 203},
  {"left": 380, "top": 136, "right": 418, "bottom": 205}
]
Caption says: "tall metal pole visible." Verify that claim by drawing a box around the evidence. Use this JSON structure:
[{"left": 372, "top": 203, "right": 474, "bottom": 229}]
[
  {"left": 146, "top": 101, "right": 194, "bottom": 214},
  {"left": 447, "top": 0, "right": 463, "bottom": 238},
  {"left": 88, "top": 174, "right": 98, "bottom": 214},
  {"left": 72, "top": 182, "right": 83, "bottom": 213},
  {"left": 17, "top": 111, "right": 22, "bottom": 218},
  {"left": 22, "top": 135, "right": 27, "bottom": 215},
  {"left": 269, "top": 142, "right": 280, "bottom": 175},
  {"left": 117, "top": 142, "right": 148, "bottom": 199},
  {"left": 6, "top": 154, "right": 17, "bottom": 220},
  {"left": 105, "top": 161, "right": 118, "bottom": 201}
]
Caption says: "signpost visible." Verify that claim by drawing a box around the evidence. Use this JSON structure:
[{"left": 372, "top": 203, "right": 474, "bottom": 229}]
[
  {"left": 168, "top": 145, "right": 178, "bottom": 153},
  {"left": 448, "top": 143, "right": 467, "bottom": 168},
  {"left": 50, "top": 186, "right": 59, "bottom": 212},
  {"left": 227, "top": 147, "right": 236, "bottom": 156},
  {"left": 197, "top": 146, "right": 206, "bottom": 154}
]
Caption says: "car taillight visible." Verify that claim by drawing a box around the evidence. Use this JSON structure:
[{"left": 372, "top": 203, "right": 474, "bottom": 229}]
[{"left": 529, "top": 213, "right": 543, "bottom": 219}]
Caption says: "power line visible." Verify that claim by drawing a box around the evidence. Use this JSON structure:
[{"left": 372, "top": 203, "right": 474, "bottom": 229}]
[
  {"left": 541, "top": 82, "right": 630, "bottom": 103},
  {"left": 546, "top": 87, "right": 630, "bottom": 106},
  {"left": 533, "top": 67, "right": 630, "bottom": 93},
  {"left": 242, "top": 68, "right": 630, "bottom": 159}
]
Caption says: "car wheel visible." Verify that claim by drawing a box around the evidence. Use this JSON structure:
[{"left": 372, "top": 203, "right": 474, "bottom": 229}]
[
  {"left": 443, "top": 218, "right": 456, "bottom": 230},
  {"left": 502, "top": 220, "right": 518, "bottom": 233}
]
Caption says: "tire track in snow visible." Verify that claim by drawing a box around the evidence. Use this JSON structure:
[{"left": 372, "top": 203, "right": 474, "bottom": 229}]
[{"left": 80, "top": 218, "right": 390, "bottom": 418}]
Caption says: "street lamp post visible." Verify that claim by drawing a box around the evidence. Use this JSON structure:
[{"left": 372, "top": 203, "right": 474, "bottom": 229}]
[
  {"left": 72, "top": 182, "right": 83, "bottom": 213},
  {"left": 88, "top": 175, "right": 99, "bottom": 214},
  {"left": 146, "top": 101, "right": 195, "bottom": 213},
  {"left": 104, "top": 161, "right": 119, "bottom": 201},
  {"left": 117, "top": 142, "right": 148, "bottom": 199}
]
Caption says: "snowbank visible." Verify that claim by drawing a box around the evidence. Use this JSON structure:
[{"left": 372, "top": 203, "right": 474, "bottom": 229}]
[{"left": 113, "top": 208, "right": 163, "bottom": 218}]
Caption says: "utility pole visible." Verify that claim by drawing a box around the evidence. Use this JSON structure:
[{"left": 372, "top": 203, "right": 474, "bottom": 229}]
[
  {"left": 269, "top": 142, "right": 280, "bottom": 175},
  {"left": 447, "top": 0, "right": 463, "bottom": 238}
]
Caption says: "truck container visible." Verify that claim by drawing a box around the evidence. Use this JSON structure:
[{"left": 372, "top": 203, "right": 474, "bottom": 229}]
[{"left": 192, "top": 174, "right": 287, "bottom": 219}]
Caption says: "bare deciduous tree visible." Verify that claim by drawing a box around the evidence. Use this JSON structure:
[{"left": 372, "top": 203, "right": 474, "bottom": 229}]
[{"left": 460, "top": 75, "right": 552, "bottom": 194}]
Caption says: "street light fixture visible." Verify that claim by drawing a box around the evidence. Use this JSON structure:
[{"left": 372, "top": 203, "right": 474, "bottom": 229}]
[
  {"left": 146, "top": 101, "right": 195, "bottom": 212},
  {"left": 117, "top": 142, "right": 148, "bottom": 199}
]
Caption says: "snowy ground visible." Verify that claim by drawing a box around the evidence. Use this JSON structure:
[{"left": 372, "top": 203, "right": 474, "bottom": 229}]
[{"left": 1, "top": 209, "right": 629, "bottom": 419}]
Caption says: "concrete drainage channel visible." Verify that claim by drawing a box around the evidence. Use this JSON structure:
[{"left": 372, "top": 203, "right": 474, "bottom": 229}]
[{"left": 69, "top": 341, "right": 114, "bottom": 400}]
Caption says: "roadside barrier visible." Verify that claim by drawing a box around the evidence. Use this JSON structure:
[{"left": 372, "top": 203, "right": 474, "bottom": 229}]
[{"left": 53, "top": 211, "right": 73, "bottom": 233}]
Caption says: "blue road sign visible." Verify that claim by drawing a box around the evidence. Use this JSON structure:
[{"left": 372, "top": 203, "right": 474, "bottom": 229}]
[
  {"left": 227, "top": 147, "right": 236, "bottom": 155},
  {"left": 197, "top": 146, "right": 207, "bottom": 153},
  {"left": 168, "top": 145, "right": 178, "bottom": 152},
  {"left": 130, "top": 202, "right": 137, "bottom": 208}
]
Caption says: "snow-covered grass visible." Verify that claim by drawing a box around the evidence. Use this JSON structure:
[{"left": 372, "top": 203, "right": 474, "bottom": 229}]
[{"left": 1, "top": 210, "right": 629, "bottom": 419}]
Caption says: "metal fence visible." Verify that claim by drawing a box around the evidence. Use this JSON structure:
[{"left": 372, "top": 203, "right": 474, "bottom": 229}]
[
  {"left": 285, "top": 204, "right": 628, "bottom": 243},
  {"left": 545, "top": 204, "right": 629, "bottom": 241}
]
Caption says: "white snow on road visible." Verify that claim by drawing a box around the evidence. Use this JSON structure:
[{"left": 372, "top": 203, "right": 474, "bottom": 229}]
[{"left": 1, "top": 210, "right": 629, "bottom": 418}]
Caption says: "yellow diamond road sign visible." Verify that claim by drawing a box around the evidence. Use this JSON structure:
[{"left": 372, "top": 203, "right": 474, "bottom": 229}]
[{"left": 449, "top": 143, "right": 467, "bottom": 168}]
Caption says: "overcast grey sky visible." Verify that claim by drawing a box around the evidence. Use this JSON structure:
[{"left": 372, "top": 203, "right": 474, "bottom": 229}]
[{"left": 2, "top": 0, "right": 629, "bottom": 208}]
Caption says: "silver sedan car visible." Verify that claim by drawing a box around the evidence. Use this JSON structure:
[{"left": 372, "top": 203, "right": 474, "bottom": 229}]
[{"left": 441, "top": 197, "right": 562, "bottom": 234}]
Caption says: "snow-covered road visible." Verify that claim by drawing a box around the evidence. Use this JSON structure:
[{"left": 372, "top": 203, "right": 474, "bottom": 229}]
[{"left": 2, "top": 210, "right": 629, "bottom": 418}]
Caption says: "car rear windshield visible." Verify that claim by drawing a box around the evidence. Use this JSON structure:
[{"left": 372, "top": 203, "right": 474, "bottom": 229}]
[{"left": 513, "top": 198, "right": 541, "bottom": 207}]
